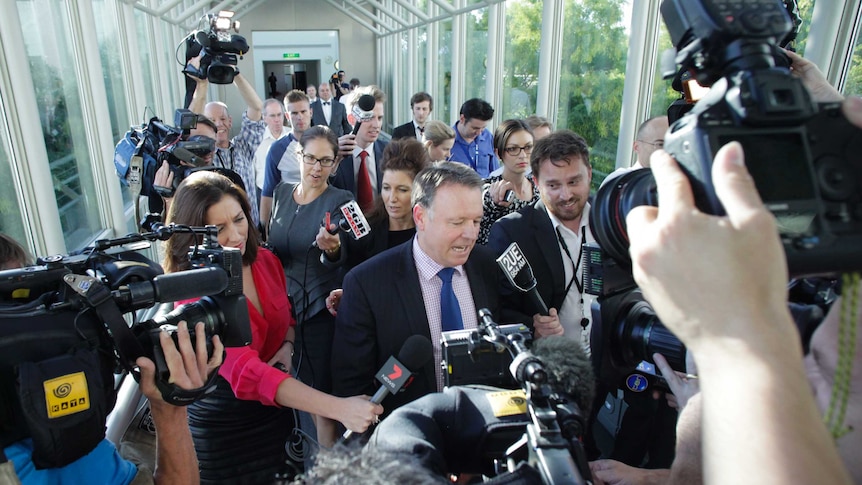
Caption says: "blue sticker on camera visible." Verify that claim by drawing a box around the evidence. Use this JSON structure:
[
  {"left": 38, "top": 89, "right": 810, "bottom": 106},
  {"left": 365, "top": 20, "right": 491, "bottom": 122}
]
[{"left": 626, "top": 373, "right": 648, "bottom": 393}]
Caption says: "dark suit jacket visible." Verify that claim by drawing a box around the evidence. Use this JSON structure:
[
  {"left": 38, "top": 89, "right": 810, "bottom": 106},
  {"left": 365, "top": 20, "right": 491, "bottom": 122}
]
[
  {"left": 487, "top": 199, "right": 567, "bottom": 327},
  {"left": 331, "top": 139, "right": 389, "bottom": 199},
  {"left": 331, "top": 241, "right": 502, "bottom": 415},
  {"left": 311, "top": 99, "right": 352, "bottom": 137},
  {"left": 391, "top": 121, "right": 419, "bottom": 140}
]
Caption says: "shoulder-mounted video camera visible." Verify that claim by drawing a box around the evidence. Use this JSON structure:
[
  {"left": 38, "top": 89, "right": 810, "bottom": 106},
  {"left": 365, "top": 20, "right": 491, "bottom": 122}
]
[
  {"left": 182, "top": 11, "right": 248, "bottom": 85},
  {"left": 0, "top": 225, "right": 251, "bottom": 469},
  {"left": 114, "top": 108, "right": 216, "bottom": 202}
]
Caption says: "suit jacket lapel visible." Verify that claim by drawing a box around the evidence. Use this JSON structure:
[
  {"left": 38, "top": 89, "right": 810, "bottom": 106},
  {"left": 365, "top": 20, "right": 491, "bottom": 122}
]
[
  {"left": 338, "top": 155, "right": 356, "bottom": 193},
  {"left": 395, "top": 242, "right": 436, "bottom": 393},
  {"left": 374, "top": 141, "right": 385, "bottom": 190}
]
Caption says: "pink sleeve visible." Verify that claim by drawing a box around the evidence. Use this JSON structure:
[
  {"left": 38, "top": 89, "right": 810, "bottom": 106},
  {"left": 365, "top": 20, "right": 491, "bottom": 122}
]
[{"left": 218, "top": 346, "right": 289, "bottom": 406}]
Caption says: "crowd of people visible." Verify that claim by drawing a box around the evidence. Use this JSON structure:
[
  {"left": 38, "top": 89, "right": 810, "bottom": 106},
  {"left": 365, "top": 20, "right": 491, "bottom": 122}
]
[{"left": 1, "top": 49, "right": 860, "bottom": 485}]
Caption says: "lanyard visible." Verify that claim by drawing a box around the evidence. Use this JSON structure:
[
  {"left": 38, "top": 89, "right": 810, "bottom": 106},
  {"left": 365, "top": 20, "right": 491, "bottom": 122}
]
[
  {"left": 458, "top": 140, "right": 479, "bottom": 171},
  {"left": 556, "top": 225, "right": 586, "bottom": 298},
  {"left": 216, "top": 145, "right": 234, "bottom": 171}
]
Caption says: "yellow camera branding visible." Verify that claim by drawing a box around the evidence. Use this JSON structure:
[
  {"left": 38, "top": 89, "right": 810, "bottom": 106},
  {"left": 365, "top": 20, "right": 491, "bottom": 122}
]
[
  {"left": 485, "top": 389, "right": 527, "bottom": 417},
  {"left": 44, "top": 372, "right": 90, "bottom": 419}
]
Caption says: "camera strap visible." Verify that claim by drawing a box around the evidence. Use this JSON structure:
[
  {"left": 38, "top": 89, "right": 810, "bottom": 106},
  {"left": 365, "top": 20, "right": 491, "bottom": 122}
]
[{"left": 63, "top": 274, "right": 145, "bottom": 372}]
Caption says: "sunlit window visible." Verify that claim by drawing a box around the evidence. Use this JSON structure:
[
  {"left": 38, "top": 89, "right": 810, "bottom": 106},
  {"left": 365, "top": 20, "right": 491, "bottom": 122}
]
[
  {"left": 464, "top": 8, "right": 489, "bottom": 103},
  {"left": 93, "top": 0, "right": 133, "bottom": 206},
  {"left": 557, "top": 0, "right": 633, "bottom": 189},
  {"left": 501, "top": 0, "right": 541, "bottom": 120},
  {"left": 0, "top": 93, "right": 27, "bottom": 245},
  {"left": 17, "top": 0, "right": 104, "bottom": 250}
]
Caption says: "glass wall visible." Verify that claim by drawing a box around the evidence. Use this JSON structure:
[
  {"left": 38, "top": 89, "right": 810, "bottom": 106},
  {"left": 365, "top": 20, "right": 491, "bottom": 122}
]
[
  {"left": 17, "top": 0, "right": 105, "bottom": 250},
  {"left": 0, "top": 96, "right": 27, "bottom": 245},
  {"left": 557, "top": 0, "right": 632, "bottom": 188},
  {"left": 464, "top": 8, "right": 490, "bottom": 101},
  {"left": 501, "top": 0, "right": 542, "bottom": 120},
  {"left": 435, "top": 19, "right": 454, "bottom": 123},
  {"left": 135, "top": 9, "right": 157, "bottom": 113}
]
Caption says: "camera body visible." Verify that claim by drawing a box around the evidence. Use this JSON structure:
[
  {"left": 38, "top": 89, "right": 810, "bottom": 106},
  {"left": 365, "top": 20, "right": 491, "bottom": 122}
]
[
  {"left": 661, "top": 0, "right": 862, "bottom": 276},
  {"left": 184, "top": 11, "right": 249, "bottom": 84},
  {"left": 441, "top": 323, "right": 533, "bottom": 389}
]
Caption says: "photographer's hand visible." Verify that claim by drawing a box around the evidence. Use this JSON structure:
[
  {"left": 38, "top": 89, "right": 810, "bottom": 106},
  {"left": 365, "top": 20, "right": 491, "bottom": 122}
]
[
  {"left": 652, "top": 352, "right": 698, "bottom": 412},
  {"left": 154, "top": 160, "right": 174, "bottom": 215},
  {"left": 137, "top": 321, "right": 223, "bottom": 485},
  {"left": 784, "top": 49, "right": 844, "bottom": 103}
]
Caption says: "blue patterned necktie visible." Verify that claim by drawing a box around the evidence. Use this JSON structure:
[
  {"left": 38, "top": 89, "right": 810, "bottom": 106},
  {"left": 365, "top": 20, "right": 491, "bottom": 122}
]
[{"left": 438, "top": 267, "right": 464, "bottom": 331}]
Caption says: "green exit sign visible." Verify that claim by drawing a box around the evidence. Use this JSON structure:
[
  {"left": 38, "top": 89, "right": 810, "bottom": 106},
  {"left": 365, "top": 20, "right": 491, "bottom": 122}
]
[{"left": 283, "top": 53, "right": 300, "bottom": 58}]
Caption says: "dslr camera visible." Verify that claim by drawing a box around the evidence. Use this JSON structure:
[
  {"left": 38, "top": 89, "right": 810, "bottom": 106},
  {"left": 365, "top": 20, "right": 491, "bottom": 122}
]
[
  {"left": 183, "top": 11, "right": 249, "bottom": 84},
  {"left": 0, "top": 225, "right": 251, "bottom": 469},
  {"left": 587, "top": 0, "right": 862, "bottom": 390}
]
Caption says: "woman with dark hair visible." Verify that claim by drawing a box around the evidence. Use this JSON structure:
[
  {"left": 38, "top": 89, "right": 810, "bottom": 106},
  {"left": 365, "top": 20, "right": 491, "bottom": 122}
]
[
  {"left": 477, "top": 119, "right": 539, "bottom": 245},
  {"left": 165, "top": 170, "right": 381, "bottom": 483},
  {"left": 267, "top": 125, "right": 356, "bottom": 446},
  {"left": 343, "top": 138, "right": 430, "bottom": 270}
]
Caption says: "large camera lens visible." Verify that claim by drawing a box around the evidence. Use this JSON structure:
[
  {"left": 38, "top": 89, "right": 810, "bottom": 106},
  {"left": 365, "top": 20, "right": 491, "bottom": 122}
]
[
  {"left": 614, "top": 300, "right": 686, "bottom": 372},
  {"left": 591, "top": 169, "right": 658, "bottom": 266}
]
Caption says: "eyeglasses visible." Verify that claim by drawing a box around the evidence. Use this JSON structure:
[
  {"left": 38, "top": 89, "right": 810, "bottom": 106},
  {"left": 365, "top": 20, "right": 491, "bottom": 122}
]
[
  {"left": 302, "top": 153, "right": 337, "bottom": 167},
  {"left": 504, "top": 144, "right": 534, "bottom": 156},
  {"left": 637, "top": 139, "right": 664, "bottom": 148}
]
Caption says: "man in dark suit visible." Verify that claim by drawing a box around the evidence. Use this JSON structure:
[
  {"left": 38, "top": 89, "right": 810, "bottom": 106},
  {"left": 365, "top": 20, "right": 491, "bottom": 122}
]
[
  {"left": 487, "top": 130, "right": 596, "bottom": 353},
  {"left": 331, "top": 162, "right": 502, "bottom": 416},
  {"left": 392, "top": 92, "right": 433, "bottom": 140},
  {"left": 311, "top": 82, "right": 352, "bottom": 136},
  {"left": 332, "top": 86, "right": 389, "bottom": 212}
]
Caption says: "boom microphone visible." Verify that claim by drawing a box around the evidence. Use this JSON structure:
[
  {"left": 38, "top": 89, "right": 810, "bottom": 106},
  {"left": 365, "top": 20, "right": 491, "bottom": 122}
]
[
  {"left": 112, "top": 266, "right": 229, "bottom": 310},
  {"left": 496, "top": 242, "right": 550, "bottom": 316},
  {"left": 342, "top": 334, "right": 433, "bottom": 440},
  {"left": 351, "top": 94, "right": 377, "bottom": 135},
  {"left": 531, "top": 337, "right": 596, "bottom": 415}
]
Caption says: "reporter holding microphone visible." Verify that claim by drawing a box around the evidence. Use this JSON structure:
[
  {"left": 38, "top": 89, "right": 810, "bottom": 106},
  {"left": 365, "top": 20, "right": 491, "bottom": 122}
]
[{"left": 164, "top": 167, "right": 380, "bottom": 482}]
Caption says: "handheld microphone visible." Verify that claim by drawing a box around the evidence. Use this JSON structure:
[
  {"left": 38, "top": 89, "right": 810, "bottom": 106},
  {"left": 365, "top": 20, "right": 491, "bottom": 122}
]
[
  {"left": 312, "top": 200, "right": 372, "bottom": 248},
  {"left": 112, "top": 267, "right": 229, "bottom": 310},
  {"left": 342, "top": 334, "right": 433, "bottom": 440},
  {"left": 496, "top": 242, "right": 550, "bottom": 316},
  {"left": 351, "top": 94, "right": 377, "bottom": 135}
]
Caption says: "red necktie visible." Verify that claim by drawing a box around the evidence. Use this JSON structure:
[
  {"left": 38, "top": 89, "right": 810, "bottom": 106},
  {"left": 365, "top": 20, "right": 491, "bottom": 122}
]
[{"left": 357, "top": 150, "right": 374, "bottom": 211}]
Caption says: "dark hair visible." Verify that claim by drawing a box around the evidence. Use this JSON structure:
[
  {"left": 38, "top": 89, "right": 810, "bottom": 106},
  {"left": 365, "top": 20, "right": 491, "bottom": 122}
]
[
  {"left": 529, "top": 130, "right": 591, "bottom": 179},
  {"left": 349, "top": 78, "right": 361, "bottom": 88},
  {"left": 285, "top": 89, "right": 310, "bottom": 105},
  {"left": 459, "top": 98, "right": 494, "bottom": 122},
  {"left": 194, "top": 116, "right": 218, "bottom": 133},
  {"left": 410, "top": 92, "right": 433, "bottom": 111},
  {"left": 0, "top": 233, "right": 30, "bottom": 268},
  {"left": 366, "top": 139, "right": 431, "bottom": 225},
  {"left": 412, "top": 161, "right": 483, "bottom": 210},
  {"left": 164, "top": 171, "right": 260, "bottom": 273},
  {"left": 493, "top": 119, "right": 533, "bottom": 159},
  {"left": 300, "top": 125, "right": 339, "bottom": 158},
  {"left": 296, "top": 443, "right": 445, "bottom": 484}
]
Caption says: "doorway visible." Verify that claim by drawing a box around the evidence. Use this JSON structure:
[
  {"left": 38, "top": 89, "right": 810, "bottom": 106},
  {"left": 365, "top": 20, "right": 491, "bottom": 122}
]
[{"left": 262, "top": 61, "right": 321, "bottom": 99}]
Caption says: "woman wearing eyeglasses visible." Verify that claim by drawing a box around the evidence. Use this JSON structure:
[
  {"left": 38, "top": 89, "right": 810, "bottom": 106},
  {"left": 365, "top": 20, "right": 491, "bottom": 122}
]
[
  {"left": 268, "top": 125, "right": 353, "bottom": 446},
  {"left": 477, "top": 119, "right": 539, "bottom": 245}
]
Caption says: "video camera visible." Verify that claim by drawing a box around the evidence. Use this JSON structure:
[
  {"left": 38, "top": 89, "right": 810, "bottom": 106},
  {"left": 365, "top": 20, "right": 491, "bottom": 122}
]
[
  {"left": 115, "top": 108, "right": 216, "bottom": 204},
  {"left": 588, "top": 0, "right": 862, "bottom": 392},
  {"left": 0, "top": 225, "right": 251, "bottom": 469},
  {"left": 182, "top": 11, "right": 248, "bottom": 84}
]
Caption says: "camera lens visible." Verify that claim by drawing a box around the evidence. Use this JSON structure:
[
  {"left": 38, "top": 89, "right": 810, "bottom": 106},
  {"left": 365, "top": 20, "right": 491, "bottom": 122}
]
[
  {"left": 614, "top": 300, "right": 686, "bottom": 372},
  {"left": 591, "top": 168, "right": 658, "bottom": 266}
]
